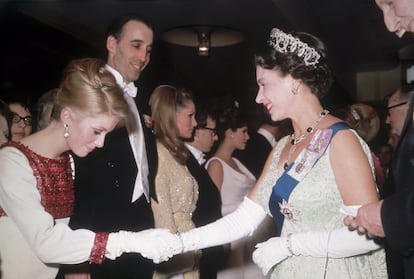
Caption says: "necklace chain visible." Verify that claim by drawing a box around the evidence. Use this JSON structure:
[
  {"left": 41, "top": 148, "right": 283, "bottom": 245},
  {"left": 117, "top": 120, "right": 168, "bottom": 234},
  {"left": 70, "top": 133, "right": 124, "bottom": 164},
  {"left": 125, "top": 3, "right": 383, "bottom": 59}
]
[
  {"left": 283, "top": 109, "right": 329, "bottom": 170},
  {"left": 291, "top": 109, "right": 329, "bottom": 145}
]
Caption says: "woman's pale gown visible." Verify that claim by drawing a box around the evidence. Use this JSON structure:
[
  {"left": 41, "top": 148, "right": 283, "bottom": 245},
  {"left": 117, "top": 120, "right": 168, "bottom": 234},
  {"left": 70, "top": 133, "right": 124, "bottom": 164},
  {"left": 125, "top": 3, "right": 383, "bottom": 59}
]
[
  {"left": 152, "top": 143, "right": 200, "bottom": 279},
  {"left": 257, "top": 134, "right": 387, "bottom": 279}
]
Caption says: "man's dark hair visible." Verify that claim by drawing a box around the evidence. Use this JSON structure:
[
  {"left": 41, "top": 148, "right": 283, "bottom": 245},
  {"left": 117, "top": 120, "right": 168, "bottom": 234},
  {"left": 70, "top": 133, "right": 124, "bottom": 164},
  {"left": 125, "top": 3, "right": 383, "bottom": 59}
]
[
  {"left": 105, "top": 14, "right": 153, "bottom": 40},
  {"left": 195, "top": 105, "right": 215, "bottom": 129}
]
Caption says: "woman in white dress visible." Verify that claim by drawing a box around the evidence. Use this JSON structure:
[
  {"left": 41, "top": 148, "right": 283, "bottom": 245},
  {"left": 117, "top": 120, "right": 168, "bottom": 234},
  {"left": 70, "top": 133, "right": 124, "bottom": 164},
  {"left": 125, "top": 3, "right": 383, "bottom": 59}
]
[
  {"left": 176, "top": 28, "right": 387, "bottom": 279},
  {"left": 206, "top": 100, "right": 274, "bottom": 279}
]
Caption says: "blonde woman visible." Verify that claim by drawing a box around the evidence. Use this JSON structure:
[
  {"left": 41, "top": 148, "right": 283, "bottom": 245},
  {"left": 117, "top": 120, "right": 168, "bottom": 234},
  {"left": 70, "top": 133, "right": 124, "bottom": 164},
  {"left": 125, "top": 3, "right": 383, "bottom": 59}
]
[
  {"left": 150, "top": 85, "right": 199, "bottom": 279},
  {"left": 0, "top": 58, "right": 178, "bottom": 279}
]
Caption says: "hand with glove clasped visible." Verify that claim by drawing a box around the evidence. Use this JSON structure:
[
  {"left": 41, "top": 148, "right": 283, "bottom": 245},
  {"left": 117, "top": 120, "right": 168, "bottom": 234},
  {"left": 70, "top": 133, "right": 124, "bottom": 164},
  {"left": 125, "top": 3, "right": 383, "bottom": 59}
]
[
  {"left": 253, "top": 224, "right": 381, "bottom": 275},
  {"left": 106, "top": 229, "right": 182, "bottom": 263},
  {"left": 252, "top": 236, "right": 292, "bottom": 275}
]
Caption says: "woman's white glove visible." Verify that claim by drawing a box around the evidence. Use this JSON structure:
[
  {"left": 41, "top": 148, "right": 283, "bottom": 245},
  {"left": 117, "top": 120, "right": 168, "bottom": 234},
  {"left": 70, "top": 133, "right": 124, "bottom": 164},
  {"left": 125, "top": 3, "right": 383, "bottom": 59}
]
[
  {"left": 106, "top": 229, "right": 182, "bottom": 263},
  {"left": 253, "top": 226, "right": 381, "bottom": 275},
  {"left": 252, "top": 205, "right": 381, "bottom": 275},
  {"left": 252, "top": 236, "right": 292, "bottom": 275},
  {"left": 180, "top": 197, "right": 267, "bottom": 252}
]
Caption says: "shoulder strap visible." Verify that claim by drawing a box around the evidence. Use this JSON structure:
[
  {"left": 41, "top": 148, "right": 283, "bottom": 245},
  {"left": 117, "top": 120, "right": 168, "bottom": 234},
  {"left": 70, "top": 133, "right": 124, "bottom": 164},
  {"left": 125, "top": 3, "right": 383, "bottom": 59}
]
[{"left": 269, "top": 121, "right": 350, "bottom": 235}]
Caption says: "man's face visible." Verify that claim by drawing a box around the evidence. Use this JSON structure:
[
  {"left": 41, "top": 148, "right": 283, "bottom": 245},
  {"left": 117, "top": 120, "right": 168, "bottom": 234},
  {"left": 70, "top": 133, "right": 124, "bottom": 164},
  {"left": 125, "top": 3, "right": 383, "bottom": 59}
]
[
  {"left": 386, "top": 90, "right": 410, "bottom": 138},
  {"left": 376, "top": 0, "right": 414, "bottom": 37},
  {"left": 106, "top": 20, "right": 153, "bottom": 83},
  {"left": 193, "top": 116, "right": 218, "bottom": 153}
]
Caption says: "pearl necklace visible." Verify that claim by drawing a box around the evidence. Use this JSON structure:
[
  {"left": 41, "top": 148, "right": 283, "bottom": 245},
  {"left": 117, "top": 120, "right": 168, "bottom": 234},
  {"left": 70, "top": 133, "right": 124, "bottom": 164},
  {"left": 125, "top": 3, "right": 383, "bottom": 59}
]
[{"left": 283, "top": 110, "right": 329, "bottom": 170}]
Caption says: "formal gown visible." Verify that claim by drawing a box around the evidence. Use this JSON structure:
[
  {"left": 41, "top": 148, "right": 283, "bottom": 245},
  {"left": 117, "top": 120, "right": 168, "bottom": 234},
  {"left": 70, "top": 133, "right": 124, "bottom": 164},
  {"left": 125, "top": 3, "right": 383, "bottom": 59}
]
[
  {"left": 206, "top": 157, "right": 272, "bottom": 279},
  {"left": 151, "top": 142, "right": 200, "bottom": 279},
  {"left": 257, "top": 132, "right": 387, "bottom": 279},
  {"left": 0, "top": 142, "right": 98, "bottom": 279}
]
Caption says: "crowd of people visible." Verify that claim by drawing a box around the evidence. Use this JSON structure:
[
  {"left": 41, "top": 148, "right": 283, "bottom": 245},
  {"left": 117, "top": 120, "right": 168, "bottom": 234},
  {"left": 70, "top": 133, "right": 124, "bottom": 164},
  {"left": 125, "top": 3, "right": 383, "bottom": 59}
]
[{"left": 1, "top": 0, "right": 414, "bottom": 278}]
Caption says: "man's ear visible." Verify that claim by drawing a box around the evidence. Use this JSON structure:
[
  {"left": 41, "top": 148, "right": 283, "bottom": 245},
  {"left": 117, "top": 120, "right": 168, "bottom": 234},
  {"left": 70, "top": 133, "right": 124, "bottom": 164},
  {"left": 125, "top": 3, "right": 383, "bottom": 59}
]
[
  {"left": 193, "top": 128, "right": 201, "bottom": 140},
  {"left": 106, "top": 35, "right": 116, "bottom": 54}
]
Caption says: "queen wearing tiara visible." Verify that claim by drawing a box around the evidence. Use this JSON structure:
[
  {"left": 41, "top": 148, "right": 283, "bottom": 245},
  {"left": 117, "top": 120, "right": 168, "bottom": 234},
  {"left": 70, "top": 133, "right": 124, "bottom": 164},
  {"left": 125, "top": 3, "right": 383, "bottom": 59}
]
[{"left": 171, "top": 28, "right": 387, "bottom": 279}]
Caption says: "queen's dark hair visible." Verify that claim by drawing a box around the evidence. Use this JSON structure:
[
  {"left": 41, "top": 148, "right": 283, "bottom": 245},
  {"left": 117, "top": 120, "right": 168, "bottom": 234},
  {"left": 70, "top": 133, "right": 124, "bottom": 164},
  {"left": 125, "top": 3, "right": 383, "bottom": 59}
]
[{"left": 254, "top": 30, "right": 333, "bottom": 99}]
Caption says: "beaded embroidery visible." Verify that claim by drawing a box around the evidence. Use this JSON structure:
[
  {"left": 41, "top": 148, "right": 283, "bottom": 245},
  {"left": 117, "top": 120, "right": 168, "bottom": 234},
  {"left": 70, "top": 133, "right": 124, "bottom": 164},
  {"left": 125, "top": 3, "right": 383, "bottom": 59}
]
[
  {"left": 89, "top": 232, "right": 109, "bottom": 264},
  {"left": 0, "top": 141, "right": 74, "bottom": 218}
]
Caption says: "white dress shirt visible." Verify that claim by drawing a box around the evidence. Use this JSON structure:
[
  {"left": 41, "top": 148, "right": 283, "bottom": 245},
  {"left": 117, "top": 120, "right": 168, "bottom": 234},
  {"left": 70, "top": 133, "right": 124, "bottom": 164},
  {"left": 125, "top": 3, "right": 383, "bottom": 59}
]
[
  {"left": 257, "top": 127, "right": 277, "bottom": 147},
  {"left": 185, "top": 143, "right": 205, "bottom": 165},
  {"left": 106, "top": 65, "right": 149, "bottom": 202}
]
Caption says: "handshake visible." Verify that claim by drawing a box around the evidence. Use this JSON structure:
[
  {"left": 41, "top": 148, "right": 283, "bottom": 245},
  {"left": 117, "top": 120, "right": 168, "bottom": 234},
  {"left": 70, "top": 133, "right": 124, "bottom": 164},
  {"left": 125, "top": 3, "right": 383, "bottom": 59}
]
[
  {"left": 105, "top": 197, "right": 269, "bottom": 264},
  {"left": 106, "top": 229, "right": 183, "bottom": 263}
]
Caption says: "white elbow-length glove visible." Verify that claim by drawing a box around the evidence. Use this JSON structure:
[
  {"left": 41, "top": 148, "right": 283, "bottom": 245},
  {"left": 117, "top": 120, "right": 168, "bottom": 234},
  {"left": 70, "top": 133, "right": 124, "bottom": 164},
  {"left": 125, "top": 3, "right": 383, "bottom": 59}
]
[
  {"left": 253, "top": 205, "right": 381, "bottom": 275},
  {"left": 180, "top": 197, "right": 267, "bottom": 252},
  {"left": 106, "top": 229, "right": 182, "bottom": 263}
]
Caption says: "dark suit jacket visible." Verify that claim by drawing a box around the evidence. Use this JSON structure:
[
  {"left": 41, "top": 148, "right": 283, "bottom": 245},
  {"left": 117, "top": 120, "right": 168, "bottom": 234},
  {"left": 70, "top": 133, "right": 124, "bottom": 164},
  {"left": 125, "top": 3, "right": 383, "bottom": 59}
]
[
  {"left": 233, "top": 130, "right": 273, "bottom": 179},
  {"left": 58, "top": 99, "right": 158, "bottom": 279},
  {"left": 382, "top": 98, "right": 414, "bottom": 278},
  {"left": 186, "top": 153, "right": 227, "bottom": 279}
]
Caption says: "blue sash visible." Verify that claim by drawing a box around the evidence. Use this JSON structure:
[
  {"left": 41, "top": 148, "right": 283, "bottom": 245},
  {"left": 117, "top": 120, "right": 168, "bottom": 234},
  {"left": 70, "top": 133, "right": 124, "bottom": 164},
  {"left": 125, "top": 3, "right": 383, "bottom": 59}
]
[{"left": 269, "top": 122, "right": 350, "bottom": 235}]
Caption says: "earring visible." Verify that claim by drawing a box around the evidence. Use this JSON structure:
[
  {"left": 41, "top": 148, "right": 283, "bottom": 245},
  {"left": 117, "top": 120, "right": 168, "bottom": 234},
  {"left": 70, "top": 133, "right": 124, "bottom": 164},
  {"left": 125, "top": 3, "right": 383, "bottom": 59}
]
[
  {"left": 230, "top": 133, "right": 234, "bottom": 138},
  {"left": 291, "top": 88, "right": 297, "bottom": 95},
  {"left": 63, "top": 124, "right": 70, "bottom": 138}
]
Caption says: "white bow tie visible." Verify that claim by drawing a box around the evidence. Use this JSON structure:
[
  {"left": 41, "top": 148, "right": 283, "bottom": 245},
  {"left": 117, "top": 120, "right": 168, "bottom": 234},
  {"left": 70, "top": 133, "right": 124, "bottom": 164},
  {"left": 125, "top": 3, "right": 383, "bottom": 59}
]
[
  {"left": 199, "top": 154, "right": 206, "bottom": 165},
  {"left": 124, "top": 82, "right": 137, "bottom": 97}
]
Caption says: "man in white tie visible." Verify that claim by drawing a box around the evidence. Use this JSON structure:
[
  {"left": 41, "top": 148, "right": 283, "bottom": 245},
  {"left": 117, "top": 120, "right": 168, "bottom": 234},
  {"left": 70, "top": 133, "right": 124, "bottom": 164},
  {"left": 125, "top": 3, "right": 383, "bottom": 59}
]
[
  {"left": 185, "top": 109, "right": 218, "bottom": 166},
  {"left": 58, "top": 14, "right": 159, "bottom": 279},
  {"left": 184, "top": 105, "right": 228, "bottom": 279}
]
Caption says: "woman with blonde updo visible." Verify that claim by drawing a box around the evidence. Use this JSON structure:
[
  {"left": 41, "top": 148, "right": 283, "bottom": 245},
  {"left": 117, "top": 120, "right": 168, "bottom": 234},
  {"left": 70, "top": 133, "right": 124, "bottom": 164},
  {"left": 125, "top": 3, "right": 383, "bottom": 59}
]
[{"left": 0, "top": 58, "right": 179, "bottom": 279}]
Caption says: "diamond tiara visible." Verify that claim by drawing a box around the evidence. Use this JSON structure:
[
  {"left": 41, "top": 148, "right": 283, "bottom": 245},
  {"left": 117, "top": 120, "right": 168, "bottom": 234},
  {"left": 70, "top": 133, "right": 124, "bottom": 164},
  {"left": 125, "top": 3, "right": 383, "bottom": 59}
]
[{"left": 268, "top": 28, "right": 321, "bottom": 67}]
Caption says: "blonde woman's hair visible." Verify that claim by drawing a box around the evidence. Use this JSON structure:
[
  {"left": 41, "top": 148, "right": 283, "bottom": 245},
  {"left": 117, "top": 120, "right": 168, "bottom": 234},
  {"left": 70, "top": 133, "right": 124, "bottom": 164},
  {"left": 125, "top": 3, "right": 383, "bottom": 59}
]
[
  {"left": 52, "top": 58, "right": 128, "bottom": 122},
  {"left": 150, "top": 85, "right": 193, "bottom": 165}
]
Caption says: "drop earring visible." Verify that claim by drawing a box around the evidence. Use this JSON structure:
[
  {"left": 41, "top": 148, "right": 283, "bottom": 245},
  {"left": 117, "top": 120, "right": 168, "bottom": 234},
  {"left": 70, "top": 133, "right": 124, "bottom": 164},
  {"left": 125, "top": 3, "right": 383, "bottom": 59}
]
[{"left": 63, "top": 124, "right": 70, "bottom": 138}]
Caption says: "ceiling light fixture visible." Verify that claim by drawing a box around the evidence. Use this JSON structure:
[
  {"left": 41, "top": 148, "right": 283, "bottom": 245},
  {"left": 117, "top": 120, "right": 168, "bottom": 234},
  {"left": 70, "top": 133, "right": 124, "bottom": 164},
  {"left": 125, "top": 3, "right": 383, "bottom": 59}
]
[
  {"left": 162, "top": 25, "right": 244, "bottom": 56},
  {"left": 197, "top": 29, "right": 210, "bottom": 56}
]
